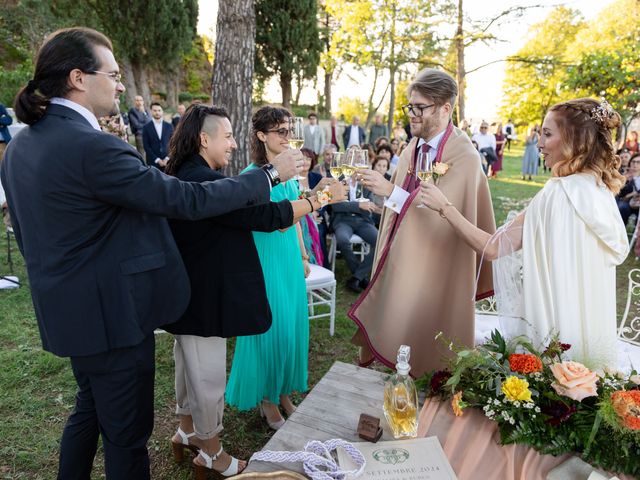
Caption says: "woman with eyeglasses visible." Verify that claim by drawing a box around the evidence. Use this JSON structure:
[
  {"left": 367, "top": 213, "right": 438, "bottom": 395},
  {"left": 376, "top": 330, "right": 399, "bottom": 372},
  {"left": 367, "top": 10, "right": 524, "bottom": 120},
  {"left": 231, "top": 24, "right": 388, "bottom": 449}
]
[
  {"left": 163, "top": 105, "right": 343, "bottom": 477},
  {"left": 226, "top": 106, "right": 345, "bottom": 429}
]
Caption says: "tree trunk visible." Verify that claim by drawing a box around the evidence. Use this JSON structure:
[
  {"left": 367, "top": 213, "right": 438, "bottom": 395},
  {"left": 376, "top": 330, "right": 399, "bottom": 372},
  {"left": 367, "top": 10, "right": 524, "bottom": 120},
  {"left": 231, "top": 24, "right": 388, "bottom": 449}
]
[
  {"left": 166, "top": 74, "right": 178, "bottom": 110},
  {"left": 324, "top": 69, "right": 332, "bottom": 117},
  {"left": 212, "top": 0, "right": 256, "bottom": 175},
  {"left": 121, "top": 56, "right": 137, "bottom": 109},
  {"left": 388, "top": 67, "right": 396, "bottom": 134},
  {"left": 294, "top": 72, "right": 303, "bottom": 106},
  {"left": 281, "top": 72, "right": 292, "bottom": 111},
  {"left": 131, "top": 59, "right": 151, "bottom": 108},
  {"left": 455, "top": 0, "right": 466, "bottom": 123}
]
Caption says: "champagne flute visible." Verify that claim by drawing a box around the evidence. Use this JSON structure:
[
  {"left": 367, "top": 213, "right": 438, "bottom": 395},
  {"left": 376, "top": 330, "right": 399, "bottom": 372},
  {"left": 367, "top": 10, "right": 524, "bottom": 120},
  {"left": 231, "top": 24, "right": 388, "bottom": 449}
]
[
  {"left": 353, "top": 150, "right": 370, "bottom": 202},
  {"left": 341, "top": 147, "right": 356, "bottom": 180},
  {"left": 416, "top": 149, "right": 431, "bottom": 209},
  {"left": 329, "top": 152, "right": 344, "bottom": 180},
  {"left": 289, "top": 117, "right": 306, "bottom": 180}
]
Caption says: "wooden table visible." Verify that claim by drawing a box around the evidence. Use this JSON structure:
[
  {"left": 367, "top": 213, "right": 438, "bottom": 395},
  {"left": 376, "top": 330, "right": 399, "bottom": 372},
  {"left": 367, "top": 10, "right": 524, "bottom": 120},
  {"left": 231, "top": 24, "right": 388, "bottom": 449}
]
[{"left": 244, "top": 361, "right": 393, "bottom": 476}]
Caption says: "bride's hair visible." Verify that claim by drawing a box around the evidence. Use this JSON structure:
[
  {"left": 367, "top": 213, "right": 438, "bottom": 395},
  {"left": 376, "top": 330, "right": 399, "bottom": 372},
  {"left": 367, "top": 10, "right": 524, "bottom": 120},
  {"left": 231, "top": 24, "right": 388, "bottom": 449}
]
[{"left": 548, "top": 98, "right": 624, "bottom": 194}]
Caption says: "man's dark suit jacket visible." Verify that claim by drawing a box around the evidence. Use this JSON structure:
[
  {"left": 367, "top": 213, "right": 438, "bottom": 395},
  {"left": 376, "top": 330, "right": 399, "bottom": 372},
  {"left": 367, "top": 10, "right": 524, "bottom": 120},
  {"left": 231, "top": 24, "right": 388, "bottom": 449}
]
[
  {"left": 0, "top": 104, "right": 270, "bottom": 357},
  {"left": 142, "top": 120, "right": 173, "bottom": 167},
  {"left": 128, "top": 107, "right": 150, "bottom": 135},
  {"left": 342, "top": 125, "right": 366, "bottom": 148},
  {"left": 165, "top": 154, "right": 293, "bottom": 338},
  {"left": 329, "top": 188, "right": 375, "bottom": 228}
]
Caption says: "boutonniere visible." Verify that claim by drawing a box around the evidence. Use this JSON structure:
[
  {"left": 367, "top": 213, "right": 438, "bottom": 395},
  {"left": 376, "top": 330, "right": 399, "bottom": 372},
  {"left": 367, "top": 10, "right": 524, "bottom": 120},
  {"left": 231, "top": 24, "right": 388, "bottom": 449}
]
[{"left": 432, "top": 163, "right": 450, "bottom": 184}]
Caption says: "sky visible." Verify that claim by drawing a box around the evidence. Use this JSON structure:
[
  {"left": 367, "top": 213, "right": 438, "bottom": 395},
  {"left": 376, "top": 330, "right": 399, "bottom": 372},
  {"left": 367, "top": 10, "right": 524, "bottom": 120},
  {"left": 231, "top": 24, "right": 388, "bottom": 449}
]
[{"left": 197, "top": 0, "right": 613, "bottom": 122}]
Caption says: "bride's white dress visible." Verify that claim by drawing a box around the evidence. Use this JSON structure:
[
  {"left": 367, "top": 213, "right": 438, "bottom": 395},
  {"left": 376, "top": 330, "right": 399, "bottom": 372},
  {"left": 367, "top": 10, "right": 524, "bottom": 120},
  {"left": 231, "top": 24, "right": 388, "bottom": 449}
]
[{"left": 494, "top": 173, "right": 629, "bottom": 368}]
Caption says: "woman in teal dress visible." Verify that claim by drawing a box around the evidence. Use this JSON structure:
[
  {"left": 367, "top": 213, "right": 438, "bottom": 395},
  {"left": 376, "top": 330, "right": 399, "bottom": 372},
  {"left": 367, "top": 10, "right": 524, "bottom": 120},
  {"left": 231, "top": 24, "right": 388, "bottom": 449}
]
[{"left": 226, "top": 106, "right": 311, "bottom": 428}]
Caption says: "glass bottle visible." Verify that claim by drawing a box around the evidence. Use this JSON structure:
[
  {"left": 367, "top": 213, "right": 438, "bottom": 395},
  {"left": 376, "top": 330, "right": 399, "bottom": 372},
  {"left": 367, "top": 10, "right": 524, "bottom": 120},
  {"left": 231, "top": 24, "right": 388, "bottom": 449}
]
[{"left": 383, "top": 345, "right": 418, "bottom": 439}]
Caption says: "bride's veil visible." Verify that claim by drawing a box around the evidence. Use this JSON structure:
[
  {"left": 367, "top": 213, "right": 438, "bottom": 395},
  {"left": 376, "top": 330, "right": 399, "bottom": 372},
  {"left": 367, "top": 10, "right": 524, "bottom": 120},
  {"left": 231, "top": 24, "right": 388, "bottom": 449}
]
[{"left": 477, "top": 211, "right": 528, "bottom": 340}]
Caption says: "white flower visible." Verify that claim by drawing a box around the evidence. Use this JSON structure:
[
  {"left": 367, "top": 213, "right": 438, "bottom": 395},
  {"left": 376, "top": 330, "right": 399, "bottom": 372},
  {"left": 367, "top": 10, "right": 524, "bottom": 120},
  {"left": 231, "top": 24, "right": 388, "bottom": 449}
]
[
  {"left": 534, "top": 406, "right": 541, "bottom": 413},
  {"left": 509, "top": 418, "right": 515, "bottom": 425}
]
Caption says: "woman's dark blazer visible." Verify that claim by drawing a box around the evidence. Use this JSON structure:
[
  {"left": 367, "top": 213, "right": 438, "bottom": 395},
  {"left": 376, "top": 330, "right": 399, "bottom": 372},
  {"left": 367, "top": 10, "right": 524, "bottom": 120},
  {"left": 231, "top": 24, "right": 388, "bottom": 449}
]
[{"left": 163, "top": 154, "right": 294, "bottom": 338}]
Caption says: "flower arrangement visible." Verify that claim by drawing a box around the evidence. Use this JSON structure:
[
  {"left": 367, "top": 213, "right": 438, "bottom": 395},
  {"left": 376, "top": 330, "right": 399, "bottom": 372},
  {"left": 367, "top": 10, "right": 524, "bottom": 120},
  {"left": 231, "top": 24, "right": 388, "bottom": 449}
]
[{"left": 418, "top": 330, "right": 640, "bottom": 476}]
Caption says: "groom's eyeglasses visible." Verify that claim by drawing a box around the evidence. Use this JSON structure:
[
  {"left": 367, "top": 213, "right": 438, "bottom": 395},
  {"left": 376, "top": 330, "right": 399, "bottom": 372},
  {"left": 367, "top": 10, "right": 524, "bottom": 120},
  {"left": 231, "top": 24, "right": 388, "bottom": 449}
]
[{"left": 402, "top": 104, "right": 436, "bottom": 118}]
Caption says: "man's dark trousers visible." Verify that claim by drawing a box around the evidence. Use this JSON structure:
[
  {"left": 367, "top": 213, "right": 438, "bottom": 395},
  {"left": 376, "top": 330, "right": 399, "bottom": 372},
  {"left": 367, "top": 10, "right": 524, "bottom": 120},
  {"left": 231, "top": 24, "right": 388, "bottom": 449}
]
[
  {"left": 58, "top": 335, "right": 155, "bottom": 480},
  {"left": 334, "top": 216, "right": 378, "bottom": 281}
]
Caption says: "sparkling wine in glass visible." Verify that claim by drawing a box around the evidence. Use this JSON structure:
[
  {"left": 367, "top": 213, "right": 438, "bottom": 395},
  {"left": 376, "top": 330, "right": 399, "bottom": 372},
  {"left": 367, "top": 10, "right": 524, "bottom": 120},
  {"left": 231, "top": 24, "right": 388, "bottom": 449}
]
[
  {"left": 290, "top": 117, "right": 306, "bottom": 179},
  {"left": 353, "top": 150, "right": 370, "bottom": 202},
  {"left": 330, "top": 152, "right": 344, "bottom": 179},
  {"left": 416, "top": 149, "right": 431, "bottom": 209}
]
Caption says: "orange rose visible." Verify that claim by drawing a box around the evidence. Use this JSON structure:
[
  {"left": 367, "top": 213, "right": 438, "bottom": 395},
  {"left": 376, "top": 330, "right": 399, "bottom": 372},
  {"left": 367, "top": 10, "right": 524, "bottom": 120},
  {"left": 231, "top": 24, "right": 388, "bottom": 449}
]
[{"left": 550, "top": 361, "right": 598, "bottom": 402}]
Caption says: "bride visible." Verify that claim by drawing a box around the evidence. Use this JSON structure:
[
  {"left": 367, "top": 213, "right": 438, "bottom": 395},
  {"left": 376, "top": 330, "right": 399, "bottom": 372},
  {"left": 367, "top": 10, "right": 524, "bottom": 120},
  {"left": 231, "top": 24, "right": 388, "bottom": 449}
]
[{"left": 421, "top": 98, "right": 629, "bottom": 368}]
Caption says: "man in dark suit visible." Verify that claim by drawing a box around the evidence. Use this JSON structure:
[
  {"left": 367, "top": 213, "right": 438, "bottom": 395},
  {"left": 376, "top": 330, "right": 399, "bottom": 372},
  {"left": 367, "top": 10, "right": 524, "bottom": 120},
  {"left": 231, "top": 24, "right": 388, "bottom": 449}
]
[
  {"left": 330, "top": 178, "right": 378, "bottom": 293},
  {"left": 142, "top": 102, "right": 173, "bottom": 169},
  {"left": 343, "top": 115, "right": 366, "bottom": 149},
  {"left": 172, "top": 103, "right": 186, "bottom": 128},
  {"left": 0, "top": 27, "right": 301, "bottom": 480},
  {"left": 128, "top": 94, "right": 150, "bottom": 158}
]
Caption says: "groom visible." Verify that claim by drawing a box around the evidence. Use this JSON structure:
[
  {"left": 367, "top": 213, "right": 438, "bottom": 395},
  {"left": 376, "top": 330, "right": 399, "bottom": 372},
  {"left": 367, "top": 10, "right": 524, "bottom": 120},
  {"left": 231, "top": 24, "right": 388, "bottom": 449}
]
[{"left": 351, "top": 68, "right": 496, "bottom": 377}]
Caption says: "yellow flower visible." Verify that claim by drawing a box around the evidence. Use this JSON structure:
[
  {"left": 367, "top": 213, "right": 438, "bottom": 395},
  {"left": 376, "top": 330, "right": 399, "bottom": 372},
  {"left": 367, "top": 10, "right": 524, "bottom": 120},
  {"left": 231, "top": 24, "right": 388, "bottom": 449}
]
[
  {"left": 451, "top": 391, "right": 465, "bottom": 416},
  {"left": 501, "top": 376, "right": 532, "bottom": 403}
]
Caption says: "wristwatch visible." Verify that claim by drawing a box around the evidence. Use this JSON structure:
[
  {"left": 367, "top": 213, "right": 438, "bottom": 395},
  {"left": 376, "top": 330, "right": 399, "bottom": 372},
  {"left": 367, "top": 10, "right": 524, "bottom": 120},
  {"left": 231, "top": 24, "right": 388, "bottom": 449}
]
[{"left": 262, "top": 163, "right": 281, "bottom": 187}]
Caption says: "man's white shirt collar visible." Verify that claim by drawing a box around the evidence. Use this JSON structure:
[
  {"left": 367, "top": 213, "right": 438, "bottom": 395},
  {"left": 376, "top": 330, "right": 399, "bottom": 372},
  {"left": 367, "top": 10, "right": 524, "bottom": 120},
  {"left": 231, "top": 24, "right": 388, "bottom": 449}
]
[
  {"left": 417, "top": 128, "right": 446, "bottom": 153},
  {"left": 50, "top": 97, "right": 101, "bottom": 131}
]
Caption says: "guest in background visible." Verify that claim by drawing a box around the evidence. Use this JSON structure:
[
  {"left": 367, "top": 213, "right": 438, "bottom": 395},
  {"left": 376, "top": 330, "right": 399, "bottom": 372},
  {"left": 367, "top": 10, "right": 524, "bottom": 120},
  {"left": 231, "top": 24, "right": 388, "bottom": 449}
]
[
  {"left": 617, "top": 153, "right": 640, "bottom": 226},
  {"left": 330, "top": 175, "right": 378, "bottom": 293},
  {"left": 618, "top": 148, "right": 631, "bottom": 177},
  {"left": 472, "top": 121, "right": 498, "bottom": 176},
  {"left": 0, "top": 102, "right": 13, "bottom": 160},
  {"left": 521, "top": 125, "right": 540, "bottom": 181},
  {"left": 459, "top": 119, "right": 472, "bottom": 137},
  {"left": 303, "top": 112, "right": 325, "bottom": 156},
  {"left": 392, "top": 120, "right": 407, "bottom": 142},
  {"left": 388, "top": 139, "right": 401, "bottom": 176},
  {"left": 374, "top": 136, "right": 389, "bottom": 149},
  {"left": 318, "top": 144, "right": 337, "bottom": 178},
  {"left": 626, "top": 130, "right": 639, "bottom": 154},
  {"left": 325, "top": 115, "right": 344, "bottom": 151},
  {"left": 372, "top": 155, "right": 391, "bottom": 181},
  {"left": 226, "top": 107, "right": 345, "bottom": 430},
  {"left": 343, "top": 116, "right": 366, "bottom": 149},
  {"left": 504, "top": 118, "right": 515, "bottom": 151},
  {"left": 364, "top": 143, "right": 376, "bottom": 162},
  {"left": 368, "top": 114, "right": 388, "bottom": 147},
  {"left": 172, "top": 103, "right": 186, "bottom": 128},
  {"left": 142, "top": 102, "right": 173, "bottom": 170},
  {"left": 128, "top": 95, "right": 150, "bottom": 158},
  {"left": 164, "top": 105, "right": 333, "bottom": 478},
  {"left": 299, "top": 148, "right": 332, "bottom": 265},
  {"left": 492, "top": 122, "right": 505, "bottom": 177}
]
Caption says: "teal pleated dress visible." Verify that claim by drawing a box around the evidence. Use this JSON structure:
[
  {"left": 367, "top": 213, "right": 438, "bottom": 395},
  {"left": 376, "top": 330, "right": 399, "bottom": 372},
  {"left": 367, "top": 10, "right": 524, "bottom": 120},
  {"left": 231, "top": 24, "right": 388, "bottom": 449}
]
[{"left": 226, "top": 166, "right": 309, "bottom": 410}]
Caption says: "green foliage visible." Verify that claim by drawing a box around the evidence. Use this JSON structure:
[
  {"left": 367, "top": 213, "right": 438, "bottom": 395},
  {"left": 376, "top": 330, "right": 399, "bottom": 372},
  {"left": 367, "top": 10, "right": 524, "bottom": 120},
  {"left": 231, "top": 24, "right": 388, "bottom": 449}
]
[
  {"left": 499, "top": 7, "right": 583, "bottom": 127},
  {"left": 254, "top": 0, "right": 322, "bottom": 91},
  {"left": 182, "top": 36, "right": 212, "bottom": 95},
  {"left": 337, "top": 96, "right": 368, "bottom": 121},
  {"left": 0, "top": 61, "right": 33, "bottom": 106}
]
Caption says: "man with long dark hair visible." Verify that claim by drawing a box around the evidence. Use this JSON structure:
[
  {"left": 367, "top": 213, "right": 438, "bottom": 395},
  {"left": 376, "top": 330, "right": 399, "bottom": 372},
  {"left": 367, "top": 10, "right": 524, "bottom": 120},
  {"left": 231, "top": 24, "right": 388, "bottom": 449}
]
[{"left": 0, "top": 27, "right": 301, "bottom": 479}]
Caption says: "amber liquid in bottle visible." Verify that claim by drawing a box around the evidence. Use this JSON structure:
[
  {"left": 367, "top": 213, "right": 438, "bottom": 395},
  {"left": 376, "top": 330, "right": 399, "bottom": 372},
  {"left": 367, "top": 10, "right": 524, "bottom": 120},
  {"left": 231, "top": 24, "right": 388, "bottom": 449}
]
[{"left": 383, "top": 345, "right": 418, "bottom": 438}]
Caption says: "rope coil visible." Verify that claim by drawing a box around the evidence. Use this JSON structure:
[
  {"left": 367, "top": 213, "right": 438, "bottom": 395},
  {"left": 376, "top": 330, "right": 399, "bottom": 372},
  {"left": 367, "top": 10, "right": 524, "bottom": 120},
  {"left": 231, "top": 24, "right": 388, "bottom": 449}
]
[{"left": 249, "top": 438, "right": 366, "bottom": 480}]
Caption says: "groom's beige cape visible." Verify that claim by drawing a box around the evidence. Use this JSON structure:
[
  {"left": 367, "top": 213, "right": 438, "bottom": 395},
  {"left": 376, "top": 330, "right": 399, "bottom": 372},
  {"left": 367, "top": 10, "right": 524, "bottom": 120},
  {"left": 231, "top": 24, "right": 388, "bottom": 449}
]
[{"left": 350, "top": 127, "right": 496, "bottom": 377}]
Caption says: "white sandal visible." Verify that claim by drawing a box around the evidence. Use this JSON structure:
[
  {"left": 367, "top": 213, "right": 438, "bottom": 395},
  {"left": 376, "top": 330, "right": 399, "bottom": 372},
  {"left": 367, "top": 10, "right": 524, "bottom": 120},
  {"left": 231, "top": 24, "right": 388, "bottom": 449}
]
[
  {"left": 194, "top": 446, "right": 243, "bottom": 479},
  {"left": 171, "top": 427, "right": 198, "bottom": 462}
]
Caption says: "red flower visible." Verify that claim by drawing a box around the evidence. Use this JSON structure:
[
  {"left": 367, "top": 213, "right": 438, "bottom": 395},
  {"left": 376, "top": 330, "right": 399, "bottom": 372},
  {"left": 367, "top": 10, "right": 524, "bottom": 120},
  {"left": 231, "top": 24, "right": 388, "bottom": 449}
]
[
  {"left": 612, "top": 390, "right": 640, "bottom": 430},
  {"left": 508, "top": 353, "right": 543, "bottom": 374},
  {"left": 430, "top": 370, "right": 452, "bottom": 393}
]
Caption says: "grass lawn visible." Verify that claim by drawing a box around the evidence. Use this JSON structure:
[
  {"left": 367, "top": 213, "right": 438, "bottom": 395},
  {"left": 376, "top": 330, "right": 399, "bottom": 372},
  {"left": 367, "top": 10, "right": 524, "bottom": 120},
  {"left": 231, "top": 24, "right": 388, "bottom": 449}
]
[{"left": 0, "top": 144, "right": 635, "bottom": 479}]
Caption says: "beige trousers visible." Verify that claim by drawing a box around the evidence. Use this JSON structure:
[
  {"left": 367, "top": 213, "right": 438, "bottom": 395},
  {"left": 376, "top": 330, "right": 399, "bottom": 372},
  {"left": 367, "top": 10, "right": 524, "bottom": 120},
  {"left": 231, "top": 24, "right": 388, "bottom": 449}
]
[{"left": 174, "top": 335, "right": 226, "bottom": 439}]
